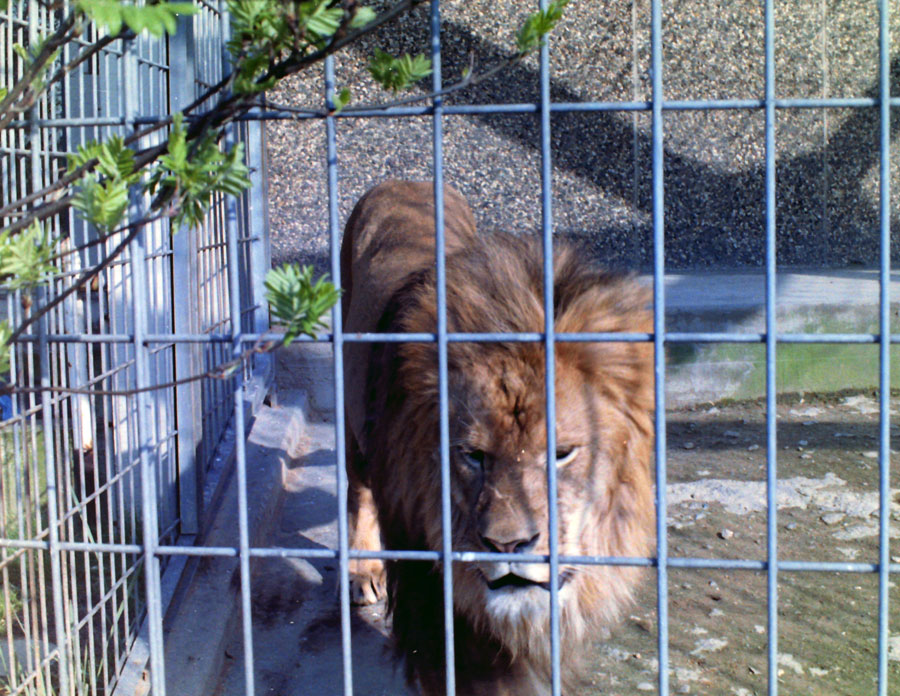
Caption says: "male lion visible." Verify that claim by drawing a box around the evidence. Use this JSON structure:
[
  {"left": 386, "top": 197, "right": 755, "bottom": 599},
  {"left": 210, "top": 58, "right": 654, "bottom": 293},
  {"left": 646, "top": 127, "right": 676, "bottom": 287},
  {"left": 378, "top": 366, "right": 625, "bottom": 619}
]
[{"left": 341, "top": 180, "right": 654, "bottom": 695}]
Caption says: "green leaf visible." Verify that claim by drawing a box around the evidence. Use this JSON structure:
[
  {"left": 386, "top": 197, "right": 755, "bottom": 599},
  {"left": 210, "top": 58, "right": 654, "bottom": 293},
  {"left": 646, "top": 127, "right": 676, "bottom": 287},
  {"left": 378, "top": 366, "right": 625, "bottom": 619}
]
[
  {"left": 68, "top": 135, "right": 139, "bottom": 231},
  {"left": 0, "top": 321, "right": 11, "bottom": 376},
  {"left": 516, "top": 0, "right": 569, "bottom": 54},
  {"left": 0, "top": 222, "right": 60, "bottom": 291},
  {"left": 72, "top": 176, "right": 130, "bottom": 231},
  {"left": 332, "top": 87, "right": 350, "bottom": 113},
  {"left": 349, "top": 5, "right": 375, "bottom": 29},
  {"left": 300, "top": 0, "right": 343, "bottom": 39},
  {"left": 0, "top": 87, "right": 7, "bottom": 102},
  {"left": 76, "top": 0, "right": 197, "bottom": 37},
  {"left": 265, "top": 264, "right": 341, "bottom": 345},
  {"left": 368, "top": 48, "right": 432, "bottom": 92},
  {"left": 147, "top": 112, "right": 251, "bottom": 229}
]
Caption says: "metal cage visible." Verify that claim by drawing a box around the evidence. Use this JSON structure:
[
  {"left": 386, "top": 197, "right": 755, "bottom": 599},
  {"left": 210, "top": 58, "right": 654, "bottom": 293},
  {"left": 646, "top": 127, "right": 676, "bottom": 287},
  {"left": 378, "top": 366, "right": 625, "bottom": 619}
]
[
  {"left": 0, "top": 0, "right": 897, "bottom": 695},
  {"left": 0, "top": 2, "right": 270, "bottom": 695}
]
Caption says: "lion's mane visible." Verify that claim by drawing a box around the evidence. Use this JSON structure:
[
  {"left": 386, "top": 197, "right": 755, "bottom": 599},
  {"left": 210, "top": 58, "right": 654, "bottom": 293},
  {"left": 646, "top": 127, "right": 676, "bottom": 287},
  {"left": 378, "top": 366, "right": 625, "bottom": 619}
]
[{"left": 353, "top": 215, "right": 654, "bottom": 694}]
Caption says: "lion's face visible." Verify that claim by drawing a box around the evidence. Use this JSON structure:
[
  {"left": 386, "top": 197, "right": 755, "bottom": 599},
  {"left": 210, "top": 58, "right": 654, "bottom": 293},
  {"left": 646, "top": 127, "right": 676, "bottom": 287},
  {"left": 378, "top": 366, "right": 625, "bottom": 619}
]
[{"left": 416, "top": 339, "right": 654, "bottom": 636}]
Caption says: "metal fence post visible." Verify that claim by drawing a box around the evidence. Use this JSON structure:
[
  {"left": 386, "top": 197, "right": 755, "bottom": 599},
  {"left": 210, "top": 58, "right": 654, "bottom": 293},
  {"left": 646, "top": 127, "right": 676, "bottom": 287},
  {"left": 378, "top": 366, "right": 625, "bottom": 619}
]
[
  {"left": 222, "top": 9, "right": 257, "bottom": 694},
  {"left": 650, "top": 0, "right": 669, "bottom": 692},
  {"left": 169, "top": 13, "right": 204, "bottom": 537},
  {"left": 875, "top": 1, "right": 892, "bottom": 694},
  {"left": 123, "top": 31, "right": 169, "bottom": 696}
]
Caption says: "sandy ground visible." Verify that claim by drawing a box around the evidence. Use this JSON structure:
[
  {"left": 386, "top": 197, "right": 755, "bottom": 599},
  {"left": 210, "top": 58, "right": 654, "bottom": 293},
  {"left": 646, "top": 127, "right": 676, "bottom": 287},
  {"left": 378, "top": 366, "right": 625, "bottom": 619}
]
[
  {"left": 264, "top": 0, "right": 900, "bottom": 276},
  {"left": 212, "top": 342, "right": 900, "bottom": 695}
]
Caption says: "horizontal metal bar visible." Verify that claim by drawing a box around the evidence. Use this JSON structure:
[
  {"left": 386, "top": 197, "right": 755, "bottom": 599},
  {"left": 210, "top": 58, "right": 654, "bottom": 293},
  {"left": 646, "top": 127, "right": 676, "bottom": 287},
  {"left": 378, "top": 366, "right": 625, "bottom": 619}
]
[
  {"left": 238, "top": 96, "right": 899, "bottom": 121},
  {"left": 12, "top": 332, "right": 260, "bottom": 344},
  {"left": 8, "top": 96, "right": 899, "bottom": 129},
  {"left": 341, "top": 331, "right": 900, "bottom": 345},
  {"left": 10, "top": 330, "right": 900, "bottom": 347},
  {"left": 0, "top": 536, "right": 897, "bottom": 574},
  {"left": 3, "top": 115, "right": 171, "bottom": 129}
]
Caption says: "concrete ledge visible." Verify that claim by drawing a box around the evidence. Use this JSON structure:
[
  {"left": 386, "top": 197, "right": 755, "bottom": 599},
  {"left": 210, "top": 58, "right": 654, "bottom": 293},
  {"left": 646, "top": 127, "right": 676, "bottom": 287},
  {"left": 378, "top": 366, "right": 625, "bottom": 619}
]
[
  {"left": 658, "top": 270, "right": 900, "bottom": 406},
  {"left": 162, "top": 390, "right": 308, "bottom": 696}
]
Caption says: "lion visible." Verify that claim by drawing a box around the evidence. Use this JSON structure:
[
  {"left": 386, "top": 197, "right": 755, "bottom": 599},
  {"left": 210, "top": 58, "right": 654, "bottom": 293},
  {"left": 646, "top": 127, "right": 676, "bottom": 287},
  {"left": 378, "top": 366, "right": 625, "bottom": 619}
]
[{"left": 340, "top": 180, "right": 655, "bottom": 695}]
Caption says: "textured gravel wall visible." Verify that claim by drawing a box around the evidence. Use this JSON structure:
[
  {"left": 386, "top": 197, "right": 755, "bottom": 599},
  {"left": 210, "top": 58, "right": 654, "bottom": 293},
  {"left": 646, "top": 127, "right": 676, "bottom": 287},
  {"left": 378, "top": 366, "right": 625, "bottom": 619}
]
[{"left": 264, "top": 0, "right": 900, "bottom": 274}]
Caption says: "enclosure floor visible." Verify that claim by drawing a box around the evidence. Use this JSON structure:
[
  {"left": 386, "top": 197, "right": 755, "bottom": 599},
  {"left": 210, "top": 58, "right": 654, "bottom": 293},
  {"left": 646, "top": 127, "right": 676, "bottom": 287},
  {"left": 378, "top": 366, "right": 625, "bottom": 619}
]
[
  {"left": 215, "top": 338, "right": 900, "bottom": 695},
  {"left": 212, "top": 417, "right": 414, "bottom": 696}
]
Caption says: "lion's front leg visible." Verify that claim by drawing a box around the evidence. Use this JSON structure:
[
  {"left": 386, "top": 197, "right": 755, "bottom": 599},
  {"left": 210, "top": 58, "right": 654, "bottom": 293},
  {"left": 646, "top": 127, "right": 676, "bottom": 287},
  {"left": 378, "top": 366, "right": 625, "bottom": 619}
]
[
  {"left": 348, "top": 480, "right": 386, "bottom": 604},
  {"left": 346, "top": 432, "right": 386, "bottom": 605}
]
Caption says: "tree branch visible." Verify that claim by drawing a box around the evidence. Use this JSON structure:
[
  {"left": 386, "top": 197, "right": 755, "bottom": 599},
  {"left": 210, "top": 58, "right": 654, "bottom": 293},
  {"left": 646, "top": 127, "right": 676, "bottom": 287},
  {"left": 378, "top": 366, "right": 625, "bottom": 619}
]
[
  {"left": 2, "top": 338, "right": 278, "bottom": 396},
  {"left": 259, "top": 49, "right": 526, "bottom": 117},
  {"left": 7, "top": 210, "right": 171, "bottom": 345},
  {"left": 0, "top": 10, "right": 78, "bottom": 130},
  {"left": 1, "top": 0, "right": 427, "bottom": 229}
]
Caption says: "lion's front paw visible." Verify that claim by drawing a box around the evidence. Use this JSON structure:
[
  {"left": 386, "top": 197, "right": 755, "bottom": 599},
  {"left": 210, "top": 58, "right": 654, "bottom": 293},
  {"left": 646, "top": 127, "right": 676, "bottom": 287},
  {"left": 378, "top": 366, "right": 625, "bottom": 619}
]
[{"left": 349, "top": 559, "right": 386, "bottom": 605}]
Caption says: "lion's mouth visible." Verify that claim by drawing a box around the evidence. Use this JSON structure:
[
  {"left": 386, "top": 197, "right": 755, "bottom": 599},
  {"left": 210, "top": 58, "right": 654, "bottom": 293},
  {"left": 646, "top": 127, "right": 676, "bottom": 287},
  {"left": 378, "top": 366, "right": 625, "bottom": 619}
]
[{"left": 485, "top": 569, "right": 574, "bottom": 592}]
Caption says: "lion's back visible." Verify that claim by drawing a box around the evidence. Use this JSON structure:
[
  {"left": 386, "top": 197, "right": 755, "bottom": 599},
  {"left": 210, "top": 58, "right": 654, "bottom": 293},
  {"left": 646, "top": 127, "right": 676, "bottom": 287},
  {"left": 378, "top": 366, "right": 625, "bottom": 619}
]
[{"left": 341, "top": 180, "right": 477, "bottom": 451}]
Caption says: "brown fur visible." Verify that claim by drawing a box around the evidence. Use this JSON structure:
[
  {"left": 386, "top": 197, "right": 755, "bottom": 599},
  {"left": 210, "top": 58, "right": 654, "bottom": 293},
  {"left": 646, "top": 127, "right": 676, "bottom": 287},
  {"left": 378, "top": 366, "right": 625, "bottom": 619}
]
[{"left": 341, "top": 180, "right": 654, "bottom": 695}]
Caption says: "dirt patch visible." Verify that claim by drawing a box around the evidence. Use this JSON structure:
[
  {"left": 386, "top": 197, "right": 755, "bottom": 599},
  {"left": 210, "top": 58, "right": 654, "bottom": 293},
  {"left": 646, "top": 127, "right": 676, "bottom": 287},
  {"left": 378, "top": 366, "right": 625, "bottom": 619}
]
[{"left": 585, "top": 394, "right": 900, "bottom": 695}]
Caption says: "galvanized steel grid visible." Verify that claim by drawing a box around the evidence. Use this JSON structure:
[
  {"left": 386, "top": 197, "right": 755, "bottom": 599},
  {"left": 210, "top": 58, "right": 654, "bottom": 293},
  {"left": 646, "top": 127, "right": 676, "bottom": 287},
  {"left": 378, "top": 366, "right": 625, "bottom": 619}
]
[
  {"left": 0, "top": 2, "right": 269, "bottom": 696},
  {"left": 307, "top": 2, "right": 897, "bottom": 694},
  {"left": 0, "top": 2, "right": 896, "bottom": 696}
]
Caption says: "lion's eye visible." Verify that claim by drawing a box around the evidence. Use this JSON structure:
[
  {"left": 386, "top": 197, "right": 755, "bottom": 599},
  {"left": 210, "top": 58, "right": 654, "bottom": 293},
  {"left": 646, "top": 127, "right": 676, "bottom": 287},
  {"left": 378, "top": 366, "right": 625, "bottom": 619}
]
[
  {"left": 462, "top": 449, "right": 486, "bottom": 470},
  {"left": 555, "top": 447, "right": 579, "bottom": 466}
]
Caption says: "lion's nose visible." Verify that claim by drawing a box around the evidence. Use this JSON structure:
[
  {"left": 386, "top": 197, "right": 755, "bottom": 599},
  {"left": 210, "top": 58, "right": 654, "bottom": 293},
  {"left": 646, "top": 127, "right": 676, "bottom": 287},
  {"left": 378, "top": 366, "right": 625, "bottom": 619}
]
[{"left": 480, "top": 531, "right": 540, "bottom": 555}]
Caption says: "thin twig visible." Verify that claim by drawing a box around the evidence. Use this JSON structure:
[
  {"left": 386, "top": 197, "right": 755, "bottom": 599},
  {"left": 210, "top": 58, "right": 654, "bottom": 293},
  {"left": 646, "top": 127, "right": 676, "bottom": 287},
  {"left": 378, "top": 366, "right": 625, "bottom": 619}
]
[
  {"left": 0, "top": 10, "right": 78, "bottom": 130},
  {"left": 1, "top": 196, "right": 74, "bottom": 238},
  {"left": 260, "top": 49, "right": 522, "bottom": 117},
  {"left": 42, "top": 30, "right": 135, "bottom": 104},
  {"left": 46, "top": 210, "right": 171, "bottom": 264},
  {"left": 1, "top": 339, "right": 279, "bottom": 397},
  {"left": 7, "top": 211, "right": 170, "bottom": 344}
]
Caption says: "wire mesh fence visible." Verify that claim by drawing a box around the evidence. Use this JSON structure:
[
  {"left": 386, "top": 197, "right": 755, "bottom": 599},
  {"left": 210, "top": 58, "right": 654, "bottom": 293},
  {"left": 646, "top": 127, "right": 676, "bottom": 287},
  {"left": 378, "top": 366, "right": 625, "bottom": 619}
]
[
  {"left": 0, "top": 0, "right": 897, "bottom": 695},
  {"left": 0, "top": 1, "right": 269, "bottom": 694}
]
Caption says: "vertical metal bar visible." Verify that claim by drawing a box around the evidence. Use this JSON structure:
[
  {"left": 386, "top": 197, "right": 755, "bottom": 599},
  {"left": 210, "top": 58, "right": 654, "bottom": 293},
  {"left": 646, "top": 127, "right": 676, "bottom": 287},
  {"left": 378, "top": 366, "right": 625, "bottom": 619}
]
[
  {"left": 429, "top": 3, "right": 455, "bottom": 693},
  {"left": 324, "top": 55, "right": 353, "bottom": 696},
  {"left": 876, "top": 0, "right": 891, "bottom": 693},
  {"left": 763, "top": 1, "right": 778, "bottom": 694},
  {"left": 225, "top": 152, "right": 257, "bottom": 696},
  {"left": 245, "top": 117, "right": 270, "bottom": 340},
  {"left": 124, "top": 34, "right": 167, "bottom": 696},
  {"left": 28, "top": 0, "right": 71, "bottom": 691},
  {"left": 537, "top": 2, "right": 561, "bottom": 695},
  {"left": 169, "top": 13, "right": 203, "bottom": 536},
  {"left": 222, "top": 8, "right": 256, "bottom": 693},
  {"left": 37, "top": 292, "right": 71, "bottom": 696},
  {"left": 650, "top": 0, "right": 668, "bottom": 692}
]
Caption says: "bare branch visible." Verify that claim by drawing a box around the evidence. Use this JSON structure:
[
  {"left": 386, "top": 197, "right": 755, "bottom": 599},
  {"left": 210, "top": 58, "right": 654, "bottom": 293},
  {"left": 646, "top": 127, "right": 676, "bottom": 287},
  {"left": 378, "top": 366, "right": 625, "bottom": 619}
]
[
  {"left": 47, "top": 210, "right": 171, "bottom": 264},
  {"left": 259, "top": 49, "right": 522, "bottom": 116},
  {"left": 42, "top": 30, "right": 135, "bottom": 102},
  {"left": 7, "top": 211, "right": 171, "bottom": 344},
  {"left": 1, "top": 195, "right": 74, "bottom": 238},
  {"left": 0, "top": 10, "right": 78, "bottom": 130},
  {"left": 1, "top": 338, "right": 279, "bottom": 397}
]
